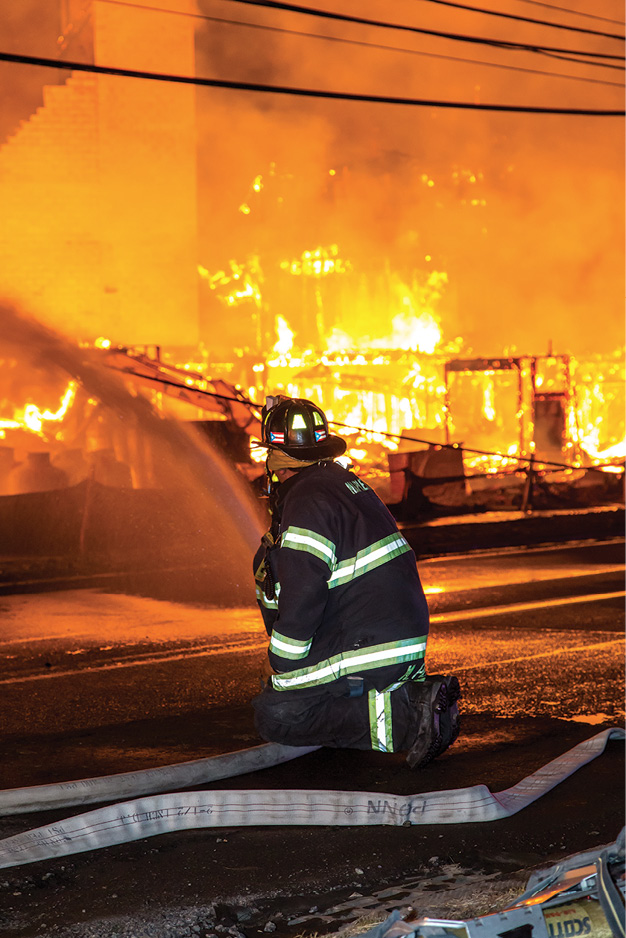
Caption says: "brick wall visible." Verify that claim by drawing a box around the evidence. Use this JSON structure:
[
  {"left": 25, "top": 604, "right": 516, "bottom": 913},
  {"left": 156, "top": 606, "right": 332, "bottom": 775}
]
[{"left": 0, "top": 0, "right": 199, "bottom": 346}]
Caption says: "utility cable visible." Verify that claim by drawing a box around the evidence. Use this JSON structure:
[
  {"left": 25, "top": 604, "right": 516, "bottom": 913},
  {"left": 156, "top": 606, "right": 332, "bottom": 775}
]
[
  {"left": 1, "top": 51, "right": 623, "bottom": 114},
  {"left": 223, "top": 0, "right": 626, "bottom": 62},
  {"left": 97, "top": 0, "right": 626, "bottom": 34},
  {"left": 104, "top": 366, "right": 625, "bottom": 474},
  {"left": 216, "top": 15, "right": 624, "bottom": 83},
  {"left": 539, "top": 48, "right": 624, "bottom": 70},
  {"left": 91, "top": 1, "right": 624, "bottom": 88},
  {"left": 515, "top": 0, "right": 625, "bottom": 28},
  {"left": 415, "top": 0, "right": 624, "bottom": 41},
  {"left": 95, "top": 0, "right": 625, "bottom": 41},
  {"left": 329, "top": 419, "right": 623, "bottom": 473}
]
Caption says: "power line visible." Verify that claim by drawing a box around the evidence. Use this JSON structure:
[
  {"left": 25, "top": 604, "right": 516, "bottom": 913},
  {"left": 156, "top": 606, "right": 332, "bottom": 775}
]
[
  {"left": 540, "top": 48, "right": 624, "bottom": 70},
  {"left": 119, "top": 371, "right": 623, "bottom": 473},
  {"left": 328, "top": 419, "right": 614, "bottom": 472},
  {"left": 96, "top": 0, "right": 625, "bottom": 41},
  {"left": 1, "top": 50, "right": 624, "bottom": 114},
  {"left": 92, "top": 0, "right": 624, "bottom": 88},
  {"left": 208, "top": 13, "right": 624, "bottom": 84},
  {"left": 534, "top": 48, "right": 624, "bottom": 71},
  {"left": 515, "top": 0, "right": 625, "bottom": 28},
  {"left": 416, "top": 0, "right": 624, "bottom": 40},
  {"left": 224, "top": 0, "right": 626, "bottom": 62}
]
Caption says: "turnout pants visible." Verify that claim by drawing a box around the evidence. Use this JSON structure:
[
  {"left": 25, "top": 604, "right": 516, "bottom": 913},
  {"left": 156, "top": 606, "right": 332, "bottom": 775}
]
[{"left": 252, "top": 679, "right": 421, "bottom": 753}]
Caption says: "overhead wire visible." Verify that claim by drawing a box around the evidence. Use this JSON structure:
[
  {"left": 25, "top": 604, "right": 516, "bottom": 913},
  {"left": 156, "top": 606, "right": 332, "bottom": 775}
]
[
  {"left": 91, "top": 0, "right": 624, "bottom": 88},
  {"left": 540, "top": 48, "right": 624, "bottom": 70},
  {"left": 413, "top": 0, "right": 624, "bottom": 41},
  {"left": 103, "top": 368, "right": 624, "bottom": 474},
  {"left": 1, "top": 51, "right": 623, "bottom": 114},
  {"left": 222, "top": 0, "right": 625, "bottom": 62},
  {"left": 95, "top": 0, "right": 625, "bottom": 41},
  {"left": 209, "top": 15, "right": 624, "bottom": 80},
  {"left": 0, "top": 10, "right": 618, "bottom": 480},
  {"left": 514, "top": 0, "right": 625, "bottom": 28}
]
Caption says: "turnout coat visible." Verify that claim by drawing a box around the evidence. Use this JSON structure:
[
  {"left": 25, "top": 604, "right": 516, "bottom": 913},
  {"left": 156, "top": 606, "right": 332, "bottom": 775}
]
[{"left": 254, "top": 461, "right": 430, "bottom": 696}]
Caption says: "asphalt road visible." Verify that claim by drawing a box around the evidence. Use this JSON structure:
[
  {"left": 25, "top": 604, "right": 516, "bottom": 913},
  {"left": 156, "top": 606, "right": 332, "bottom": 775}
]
[{"left": 0, "top": 538, "right": 624, "bottom": 938}]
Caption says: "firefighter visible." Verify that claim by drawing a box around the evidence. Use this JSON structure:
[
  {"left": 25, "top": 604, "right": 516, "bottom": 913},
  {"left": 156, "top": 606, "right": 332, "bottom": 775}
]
[{"left": 252, "top": 396, "right": 461, "bottom": 768}]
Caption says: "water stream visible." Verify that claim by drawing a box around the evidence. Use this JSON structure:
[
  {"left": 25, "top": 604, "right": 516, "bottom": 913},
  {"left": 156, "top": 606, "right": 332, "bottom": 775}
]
[{"left": 0, "top": 303, "right": 265, "bottom": 605}]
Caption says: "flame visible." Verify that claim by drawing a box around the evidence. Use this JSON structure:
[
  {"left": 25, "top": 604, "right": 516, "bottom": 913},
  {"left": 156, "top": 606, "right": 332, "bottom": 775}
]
[
  {"left": 582, "top": 439, "right": 626, "bottom": 462},
  {"left": 258, "top": 255, "right": 451, "bottom": 474},
  {"left": 482, "top": 376, "right": 496, "bottom": 422},
  {"left": 173, "top": 239, "right": 625, "bottom": 482},
  {"left": 261, "top": 345, "right": 623, "bottom": 477},
  {"left": 202, "top": 258, "right": 263, "bottom": 309},
  {"left": 0, "top": 381, "right": 77, "bottom": 440},
  {"left": 389, "top": 309, "right": 441, "bottom": 355},
  {"left": 358, "top": 272, "right": 447, "bottom": 355},
  {"left": 273, "top": 316, "right": 294, "bottom": 356},
  {"left": 566, "top": 355, "right": 626, "bottom": 465},
  {"left": 280, "top": 243, "right": 351, "bottom": 278}
]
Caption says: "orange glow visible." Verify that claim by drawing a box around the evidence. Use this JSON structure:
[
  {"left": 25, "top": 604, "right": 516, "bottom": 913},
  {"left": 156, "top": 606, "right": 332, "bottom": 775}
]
[
  {"left": 273, "top": 316, "right": 294, "bottom": 356},
  {"left": 280, "top": 243, "right": 351, "bottom": 278},
  {"left": 0, "top": 382, "right": 77, "bottom": 441},
  {"left": 567, "top": 354, "right": 626, "bottom": 464},
  {"left": 205, "top": 259, "right": 263, "bottom": 310}
]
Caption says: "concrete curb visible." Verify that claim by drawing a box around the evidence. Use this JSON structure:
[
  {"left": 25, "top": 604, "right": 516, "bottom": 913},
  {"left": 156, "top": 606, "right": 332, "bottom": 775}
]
[{"left": 401, "top": 504, "right": 624, "bottom": 558}]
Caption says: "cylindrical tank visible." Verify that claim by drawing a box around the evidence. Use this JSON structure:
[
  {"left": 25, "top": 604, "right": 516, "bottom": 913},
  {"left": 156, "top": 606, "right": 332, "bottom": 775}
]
[{"left": 6, "top": 452, "right": 69, "bottom": 494}]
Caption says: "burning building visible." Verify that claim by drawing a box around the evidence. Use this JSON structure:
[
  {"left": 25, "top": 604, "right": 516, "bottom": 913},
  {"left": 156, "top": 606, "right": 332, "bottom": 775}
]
[{"left": 0, "top": 0, "right": 623, "bottom": 525}]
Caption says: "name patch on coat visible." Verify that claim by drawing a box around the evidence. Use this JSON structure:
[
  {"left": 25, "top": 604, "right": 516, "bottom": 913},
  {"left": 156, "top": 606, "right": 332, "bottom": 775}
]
[{"left": 345, "top": 478, "right": 369, "bottom": 494}]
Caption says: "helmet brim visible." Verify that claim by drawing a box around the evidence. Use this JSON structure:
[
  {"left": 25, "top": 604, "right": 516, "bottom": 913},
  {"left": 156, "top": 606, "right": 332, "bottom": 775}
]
[{"left": 264, "top": 433, "right": 347, "bottom": 461}]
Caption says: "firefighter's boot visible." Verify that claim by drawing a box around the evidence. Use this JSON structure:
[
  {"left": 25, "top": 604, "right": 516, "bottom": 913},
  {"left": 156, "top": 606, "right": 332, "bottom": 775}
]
[{"left": 405, "top": 675, "right": 462, "bottom": 769}]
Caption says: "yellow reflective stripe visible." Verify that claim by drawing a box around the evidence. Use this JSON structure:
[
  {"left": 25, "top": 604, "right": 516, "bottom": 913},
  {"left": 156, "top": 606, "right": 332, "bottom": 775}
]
[
  {"left": 328, "top": 534, "right": 412, "bottom": 588},
  {"left": 281, "top": 527, "right": 337, "bottom": 570},
  {"left": 269, "top": 630, "right": 312, "bottom": 660},
  {"left": 255, "top": 582, "right": 280, "bottom": 610},
  {"left": 368, "top": 689, "right": 394, "bottom": 752},
  {"left": 271, "top": 637, "right": 427, "bottom": 691}
]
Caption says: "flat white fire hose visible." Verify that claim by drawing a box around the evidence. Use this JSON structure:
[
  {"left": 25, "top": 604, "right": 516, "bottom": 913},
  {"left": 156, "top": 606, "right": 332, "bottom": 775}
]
[
  {"left": 0, "top": 727, "right": 622, "bottom": 870},
  {"left": 0, "top": 742, "right": 320, "bottom": 816}
]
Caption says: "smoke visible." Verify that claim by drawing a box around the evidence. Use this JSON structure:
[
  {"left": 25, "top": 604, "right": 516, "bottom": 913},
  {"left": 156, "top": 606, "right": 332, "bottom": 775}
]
[
  {"left": 194, "top": 0, "right": 624, "bottom": 357},
  {"left": 0, "top": 0, "right": 622, "bottom": 357},
  {"left": 0, "top": 302, "right": 264, "bottom": 604}
]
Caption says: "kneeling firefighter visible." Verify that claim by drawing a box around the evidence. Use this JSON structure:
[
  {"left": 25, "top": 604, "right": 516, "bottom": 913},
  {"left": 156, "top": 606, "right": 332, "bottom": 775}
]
[{"left": 252, "top": 396, "right": 461, "bottom": 768}]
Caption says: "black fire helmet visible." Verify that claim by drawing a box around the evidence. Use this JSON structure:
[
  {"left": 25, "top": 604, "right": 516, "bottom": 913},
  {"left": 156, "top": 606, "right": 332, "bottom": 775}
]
[{"left": 260, "top": 396, "right": 347, "bottom": 461}]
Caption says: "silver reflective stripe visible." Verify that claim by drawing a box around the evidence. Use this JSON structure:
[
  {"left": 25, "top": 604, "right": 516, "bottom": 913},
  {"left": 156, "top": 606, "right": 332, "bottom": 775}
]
[
  {"left": 269, "top": 630, "right": 312, "bottom": 660},
  {"left": 281, "top": 527, "right": 336, "bottom": 571},
  {"left": 368, "top": 689, "right": 394, "bottom": 752},
  {"left": 271, "top": 637, "right": 427, "bottom": 691},
  {"left": 255, "top": 583, "right": 280, "bottom": 610},
  {"left": 328, "top": 534, "right": 412, "bottom": 588}
]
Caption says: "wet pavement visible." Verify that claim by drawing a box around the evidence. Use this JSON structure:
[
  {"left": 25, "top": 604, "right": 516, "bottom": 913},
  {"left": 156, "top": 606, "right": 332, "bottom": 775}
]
[
  {"left": 0, "top": 539, "right": 623, "bottom": 937},
  {"left": 0, "top": 716, "right": 623, "bottom": 938}
]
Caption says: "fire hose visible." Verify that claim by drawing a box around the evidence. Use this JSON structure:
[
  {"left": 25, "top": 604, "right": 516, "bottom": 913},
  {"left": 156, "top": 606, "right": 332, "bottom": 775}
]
[
  {"left": 0, "top": 741, "right": 319, "bottom": 816},
  {"left": 0, "top": 727, "right": 622, "bottom": 870}
]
